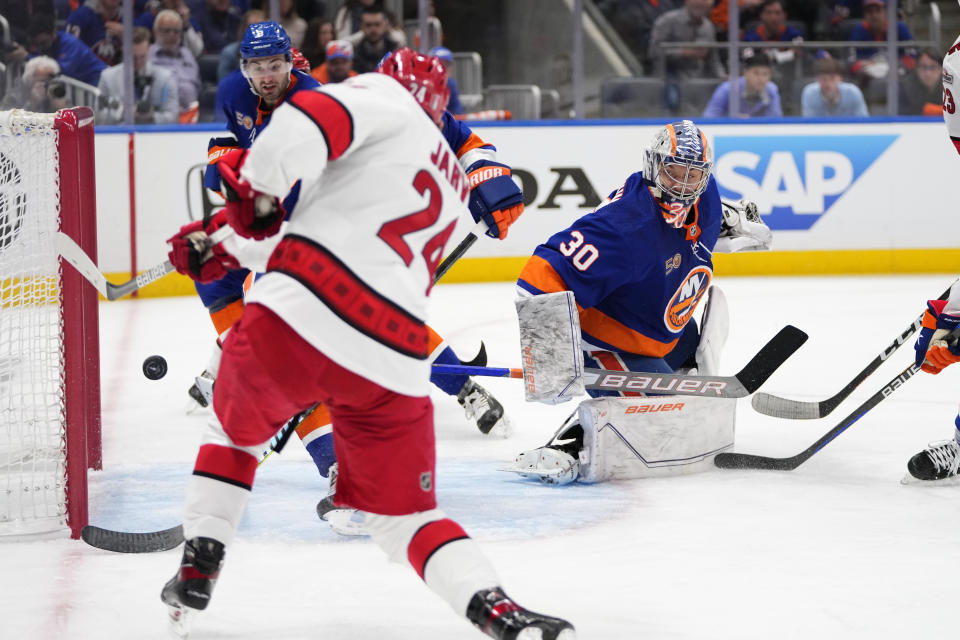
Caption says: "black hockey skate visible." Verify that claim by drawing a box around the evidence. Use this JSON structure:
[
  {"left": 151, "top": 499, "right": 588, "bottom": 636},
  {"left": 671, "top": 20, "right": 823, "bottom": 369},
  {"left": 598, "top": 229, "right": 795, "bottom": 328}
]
[
  {"left": 161, "top": 537, "right": 225, "bottom": 637},
  {"left": 907, "top": 439, "right": 960, "bottom": 481},
  {"left": 187, "top": 382, "right": 208, "bottom": 408},
  {"left": 466, "top": 587, "right": 575, "bottom": 640},
  {"left": 457, "top": 379, "right": 511, "bottom": 436}
]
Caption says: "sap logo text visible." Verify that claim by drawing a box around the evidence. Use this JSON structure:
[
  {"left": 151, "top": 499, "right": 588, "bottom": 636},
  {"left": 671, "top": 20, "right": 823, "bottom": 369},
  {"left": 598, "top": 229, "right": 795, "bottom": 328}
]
[
  {"left": 625, "top": 402, "right": 685, "bottom": 414},
  {"left": 713, "top": 135, "right": 897, "bottom": 230}
]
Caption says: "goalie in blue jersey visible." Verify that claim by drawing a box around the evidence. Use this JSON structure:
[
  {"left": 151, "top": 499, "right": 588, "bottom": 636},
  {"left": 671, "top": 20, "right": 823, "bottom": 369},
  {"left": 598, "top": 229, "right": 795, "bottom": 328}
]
[{"left": 505, "top": 119, "right": 773, "bottom": 485}]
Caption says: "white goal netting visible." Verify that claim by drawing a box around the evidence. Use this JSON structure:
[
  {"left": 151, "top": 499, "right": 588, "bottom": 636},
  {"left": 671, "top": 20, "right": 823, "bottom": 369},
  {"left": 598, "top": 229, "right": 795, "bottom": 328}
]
[{"left": 0, "top": 111, "right": 68, "bottom": 536}]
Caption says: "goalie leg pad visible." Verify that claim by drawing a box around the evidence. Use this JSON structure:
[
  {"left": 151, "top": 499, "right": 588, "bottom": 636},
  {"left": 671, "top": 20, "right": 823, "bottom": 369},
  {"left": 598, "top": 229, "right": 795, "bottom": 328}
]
[
  {"left": 515, "top": 291, "right": 585, "bottom": 404},
  {"left": 578, "top": 395, "right": 735, "bottom": 482},
  {"left": 695, "top": 286, "right": 729, "bottom": 376}
]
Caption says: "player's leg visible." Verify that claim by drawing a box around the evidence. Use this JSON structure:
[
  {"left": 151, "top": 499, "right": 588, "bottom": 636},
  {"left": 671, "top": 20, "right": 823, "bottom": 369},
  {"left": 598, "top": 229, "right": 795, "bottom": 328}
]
[
  {"left": 161, "top": 304, "right": 326, "bottom": 634},
  {"left": 427, "top": 326, "right": 512, "bottom": 437},
  {"left": 327, "top": 367, "right": 573, "bottom": 639},
  {"left": 187, "top": 270, "right": 249, "bottom": 409},
  {"left": 907, "top": 413, "right": 960, "bottom": 481}
]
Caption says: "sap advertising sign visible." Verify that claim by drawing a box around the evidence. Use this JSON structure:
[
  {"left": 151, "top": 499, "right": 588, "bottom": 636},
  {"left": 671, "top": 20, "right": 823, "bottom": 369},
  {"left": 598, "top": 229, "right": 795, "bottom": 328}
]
[{"left": 713, "top": 135, "right": 897, "bottom": 230}]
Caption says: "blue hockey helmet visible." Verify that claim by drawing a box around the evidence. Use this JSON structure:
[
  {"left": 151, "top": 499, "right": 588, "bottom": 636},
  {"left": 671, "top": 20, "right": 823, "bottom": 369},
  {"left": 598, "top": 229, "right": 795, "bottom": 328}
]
[{"left": 240, "top": 21, "right": 292, "bottom": 61}]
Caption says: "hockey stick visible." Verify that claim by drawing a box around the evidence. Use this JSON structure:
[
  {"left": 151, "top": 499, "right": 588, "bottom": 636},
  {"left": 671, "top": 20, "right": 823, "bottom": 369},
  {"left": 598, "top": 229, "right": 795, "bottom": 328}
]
[
  {"left": 715, "top": 362, "right": 921, "bottom": 471},
  {"left": 55, "top": 226, "right": 233, "bottom": 301},
  {"left": 750, "top": 282, "right": 956, "bottom": 419},
  {"left": 434, "top": 220, "right": 486, "bottom": 282},
  {"left": 432, "top": 324, "right": 808, "bottom": 399},
  {"left": 716, "top": 327, "right": 960, "bottom": 471},
  {"left": 82, "top": 405, "right": 311, "bottom": 553}
]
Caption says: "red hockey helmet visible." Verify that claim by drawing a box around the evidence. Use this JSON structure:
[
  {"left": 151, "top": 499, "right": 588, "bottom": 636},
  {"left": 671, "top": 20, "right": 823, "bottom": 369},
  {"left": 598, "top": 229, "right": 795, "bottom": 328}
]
[
  {"left": 376, "top": 47, "right": 450, "bottom": 126},
  {"left": 290, "top": 47, "right": 310, "bottom": 73}
]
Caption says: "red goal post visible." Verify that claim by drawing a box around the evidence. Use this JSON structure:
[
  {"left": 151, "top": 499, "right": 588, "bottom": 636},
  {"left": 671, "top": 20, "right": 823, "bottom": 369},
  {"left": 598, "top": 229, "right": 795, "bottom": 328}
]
[{"left": 0, "top": 107, "right": 101, "bottom": 540}]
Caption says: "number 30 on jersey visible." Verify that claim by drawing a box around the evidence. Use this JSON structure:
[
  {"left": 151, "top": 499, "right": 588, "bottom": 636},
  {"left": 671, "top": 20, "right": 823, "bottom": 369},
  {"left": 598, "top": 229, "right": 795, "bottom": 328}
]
[{"left": 559, "top": 230, "right": 599, "bottom": 271}]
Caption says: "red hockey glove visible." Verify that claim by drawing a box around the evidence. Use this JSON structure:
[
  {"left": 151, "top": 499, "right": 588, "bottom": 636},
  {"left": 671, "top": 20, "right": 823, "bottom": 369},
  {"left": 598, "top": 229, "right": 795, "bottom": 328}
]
[
  {"left": 167, "top": 211, "right": 239, "bottom": 284},
  {"left": 466, "top": 160, "right": 524, "bottom": 240},
  {"left": 914, "top": 299, "right": 960, "bottom": 374},
  {"left": 218, "top": 148, "right": 285, "bottom": 240}
]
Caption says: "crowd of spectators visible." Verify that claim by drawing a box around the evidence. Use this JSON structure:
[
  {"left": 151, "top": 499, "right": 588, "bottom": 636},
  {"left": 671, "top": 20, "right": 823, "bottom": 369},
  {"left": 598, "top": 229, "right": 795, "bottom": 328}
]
[{"left": 600, "top": 0, "right": 939, "bottom": 118}]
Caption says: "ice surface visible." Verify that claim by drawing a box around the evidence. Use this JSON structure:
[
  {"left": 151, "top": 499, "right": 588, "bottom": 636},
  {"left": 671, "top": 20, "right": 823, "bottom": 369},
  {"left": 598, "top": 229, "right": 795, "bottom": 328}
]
[{"left": 2, "top": 275, "right": 959, "bottom": 640}]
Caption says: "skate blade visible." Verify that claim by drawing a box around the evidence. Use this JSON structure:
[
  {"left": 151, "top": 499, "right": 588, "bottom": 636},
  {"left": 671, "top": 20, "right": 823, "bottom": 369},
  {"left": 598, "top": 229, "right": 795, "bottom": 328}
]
[
  {"left": 900, "top": 473, "right": 960, "bottom": 486},
  {"left": 497, "top": 466, "right": 575, "bottom": 486},
  {"left": 515, "top": 628, "right": 577, "bottom": 640},
  {"left": 166, "top": 603, "right": 194, "bottom": 639},
  {"left": 485, "top": 415, "right": 514, "bottom": 439},
  {"left": 325, "top": 508, "right": 369, "bottom": 536}
]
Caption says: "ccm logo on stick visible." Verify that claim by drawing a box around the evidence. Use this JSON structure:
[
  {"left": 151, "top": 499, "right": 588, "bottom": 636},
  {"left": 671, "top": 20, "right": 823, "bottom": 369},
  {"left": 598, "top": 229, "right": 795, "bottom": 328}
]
[
  {"left": 625, "top": 403, "right": 685, "bottom": 414},
  {"left": 597, "top": 374, "right": 728, "bottom": 395}
]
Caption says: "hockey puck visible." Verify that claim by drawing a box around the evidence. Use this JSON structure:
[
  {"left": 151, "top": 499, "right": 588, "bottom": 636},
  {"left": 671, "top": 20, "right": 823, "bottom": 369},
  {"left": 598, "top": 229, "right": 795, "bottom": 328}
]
[{"left": 142, "top": 355, "right": 168, "bottom": 380}]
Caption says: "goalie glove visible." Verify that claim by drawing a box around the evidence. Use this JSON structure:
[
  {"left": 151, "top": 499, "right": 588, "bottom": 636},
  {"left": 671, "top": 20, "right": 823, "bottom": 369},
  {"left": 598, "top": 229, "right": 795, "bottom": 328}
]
[
  {"left": 914, "top": 299, "right": 960, "bottom": 374},
  {"left": 167, "top": 211, "right": 240, "bottom": 284},
  {"left": 466, "top": 160, "right": 524, "bottom": 240},
  {"left": 715, "top": 198, "right": 772, "bottom": 253},
  {"left": 218, "top": 148, "right": 285, "bottom": 240}
]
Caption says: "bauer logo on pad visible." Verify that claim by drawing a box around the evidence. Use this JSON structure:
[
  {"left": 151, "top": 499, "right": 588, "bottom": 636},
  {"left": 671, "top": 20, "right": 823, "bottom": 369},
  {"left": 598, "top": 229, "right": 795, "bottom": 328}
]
[{"left": 712, "top": 134, "right": 897, "bottom": 231}]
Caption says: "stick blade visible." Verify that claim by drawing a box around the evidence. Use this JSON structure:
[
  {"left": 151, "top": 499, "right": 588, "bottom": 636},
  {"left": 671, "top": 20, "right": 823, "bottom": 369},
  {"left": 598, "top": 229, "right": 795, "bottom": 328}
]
[
  {"left": 713, "top": 451, "right": 801, "bottom": 471},
  {"left": 81, "top": 524, "right": 184, "bottom": 553},
  {"left": 735, "top": 325, "right": 808, "bottom": 393},
  {"left": 55, "top": 231, "right": 108, "bottom": 297},
  {"left": 750, "top": 393, "right": 823, "bottom": 419}
]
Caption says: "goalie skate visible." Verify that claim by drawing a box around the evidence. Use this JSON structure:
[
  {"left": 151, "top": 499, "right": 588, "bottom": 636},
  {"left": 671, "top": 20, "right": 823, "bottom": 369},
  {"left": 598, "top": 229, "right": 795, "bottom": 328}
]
[
  {"left": 458, "top": 379, "right": 513, "bottom": 438},
  {"left": 500, "top": 446, "right": 579, "bottom": 486},
  {"left": 466, "top": 587, "right": 575, "bottom": 640},
  {"left": 186, "top": 370, "right": 215, "bottom": 413}
]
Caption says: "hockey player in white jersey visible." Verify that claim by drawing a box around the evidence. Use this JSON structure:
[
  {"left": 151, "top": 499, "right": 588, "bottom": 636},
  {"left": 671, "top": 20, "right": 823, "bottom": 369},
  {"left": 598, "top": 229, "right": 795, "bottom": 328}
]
[
  {"left": 905, "top": 28, "right": 960, "bottom": 481},
  {"left": 161, "top": 48, "right": 574, "bottom": 639}
]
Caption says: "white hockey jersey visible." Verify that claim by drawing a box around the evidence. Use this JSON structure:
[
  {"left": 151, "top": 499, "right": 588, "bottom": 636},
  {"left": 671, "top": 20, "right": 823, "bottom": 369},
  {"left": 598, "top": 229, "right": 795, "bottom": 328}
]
[
  {"left": 943, "top": 36, "right": 960, "bottom": 148},
  {"left": 232, "top": 73, "right": 470, "bottom": 397}
]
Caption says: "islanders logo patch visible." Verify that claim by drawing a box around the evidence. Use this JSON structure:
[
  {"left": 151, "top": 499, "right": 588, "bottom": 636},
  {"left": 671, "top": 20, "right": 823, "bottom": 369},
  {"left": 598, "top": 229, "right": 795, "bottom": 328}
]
[{"left": 664, "top": 266, "right": 712, "bottom": 333}]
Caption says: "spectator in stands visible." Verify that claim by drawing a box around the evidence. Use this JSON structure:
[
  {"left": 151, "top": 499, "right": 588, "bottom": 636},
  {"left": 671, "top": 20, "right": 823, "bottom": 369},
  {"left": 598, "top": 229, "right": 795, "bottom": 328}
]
[
  {"left": 137, "top": 0, "right": 205, "bottom": 59},
  {"left": 703, "top": 54, "right": 782, "bottom": 117},
  {"left": 300, "top": 17, "right": 335, "bottom": 69},
  {"left": 428, "top": 46, "right": 462, "bottom": 115},
  {"left": 277, "top": 0, "right": 307, "bottom": 49},
  {"left": 98, "top": 27, "right": 179, "bottom": 124},
  {"left": 710, "top": 0, "right": 764, "bottom": 40},
  {"left": 351, "top": 6, "right": 400, "bottom": 74},
  {"left": 744, "top": 0, "right": 804, "bottom": 67},
  {"left": 13, "top": 14, "right": 107, "bottom": 87},
  {"left": 801, "top": 56, "right": 869, "bottom": 116},
  {"left": 333, "top": 0, "right": 375, "bottom": 40},
  {"left": 597, "top": 0, "right": 677, "bottom": 74},
  {"left": 66, "top": 0, "right": 124, "bottom": 66},
  {"left": 217, "top": 9, "right": 265, "bottom": 81},
  {"left": 649, "top": 0, "right": 725, "bottom": 112},
  {"left": 310, "top": 39, "right": 357, "bottom": 84},
  {"left": 150, "top": 9, "right": 201, "bottom": 118},
  {"left": 1, "top": 55, "right": 69, "bottom": 112},
  {"left": 848, "top": 0, "right": 915, "bottom": 84},
  {"left": 899, "top": 47, "right": 944, "bottom": 116},
  {"left": 196, "top": 0, "right": 243, "bottom": 55}
]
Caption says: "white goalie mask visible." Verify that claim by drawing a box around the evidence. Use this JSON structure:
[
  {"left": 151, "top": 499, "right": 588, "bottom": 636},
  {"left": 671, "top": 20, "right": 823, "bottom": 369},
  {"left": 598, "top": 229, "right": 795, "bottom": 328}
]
[{"left": 643, "top": 120, "right": 713, "bottom": 226}]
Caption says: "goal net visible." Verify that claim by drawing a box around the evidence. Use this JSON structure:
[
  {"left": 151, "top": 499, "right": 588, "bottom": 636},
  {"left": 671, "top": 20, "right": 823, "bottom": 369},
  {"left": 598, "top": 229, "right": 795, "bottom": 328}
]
[{"left": 0, "top": 108, "right": 100, "bottom": 539}]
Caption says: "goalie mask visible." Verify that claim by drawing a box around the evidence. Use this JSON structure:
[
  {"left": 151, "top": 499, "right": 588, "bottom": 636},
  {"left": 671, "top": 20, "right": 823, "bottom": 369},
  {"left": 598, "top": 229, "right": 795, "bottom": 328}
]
[{"left": 643, "top": 120, "right": 713, "bottom": 228}]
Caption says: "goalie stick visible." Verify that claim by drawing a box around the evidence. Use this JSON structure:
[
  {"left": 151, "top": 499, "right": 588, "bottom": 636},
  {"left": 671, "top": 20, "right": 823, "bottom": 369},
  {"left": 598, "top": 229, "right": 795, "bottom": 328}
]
[
  {"left": 750, "top": 282, "right": 956, "bottom": 419},
  {"left": 716, "top": 327, "right": 960, "bottom": 471},
  {"left": 432, "top": 325, "right": 808, "bottom": 399}
]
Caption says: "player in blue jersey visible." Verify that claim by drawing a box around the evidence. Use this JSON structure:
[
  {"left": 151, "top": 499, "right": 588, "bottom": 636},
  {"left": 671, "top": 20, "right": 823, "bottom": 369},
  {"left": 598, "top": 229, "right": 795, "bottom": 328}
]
[
  {"left": 506, "top": 120, "right": 772, "bottom": 484},
  {"left": 185, "top": 36, "right": 525, "bottom": 527}
]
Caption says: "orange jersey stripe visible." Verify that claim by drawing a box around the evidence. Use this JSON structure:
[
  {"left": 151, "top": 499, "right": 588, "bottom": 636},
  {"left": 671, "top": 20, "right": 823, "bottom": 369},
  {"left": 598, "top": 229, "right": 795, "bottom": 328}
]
[
  {"left": 210, "top": 299, "right": 245, "bottom": 335},
  {"left": 580, "top": 306, "right": 677, "bottom": 357},
  {"left": 427, "top": 325, "right": 445, "bottom": 355},
  {"left": 518, "top": 255, "right": 568, "bottom": 294},
  {"left": 295, "top": 404, "right": 332, "bottom": 439},
  {"left": 456, "top": 132, "right": 491, "bottom": 159}
]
